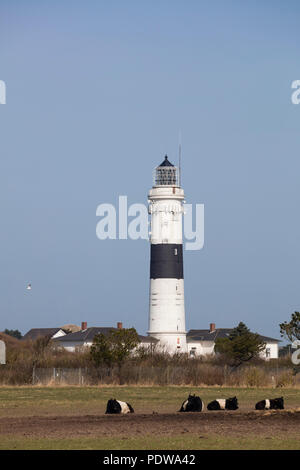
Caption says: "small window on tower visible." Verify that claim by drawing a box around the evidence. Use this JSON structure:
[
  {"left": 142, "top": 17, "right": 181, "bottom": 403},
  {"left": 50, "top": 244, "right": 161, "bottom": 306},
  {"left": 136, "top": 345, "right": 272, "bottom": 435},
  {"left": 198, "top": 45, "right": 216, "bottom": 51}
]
[{"left": 174, "top": 248, "right": 178, "bottom": 255}]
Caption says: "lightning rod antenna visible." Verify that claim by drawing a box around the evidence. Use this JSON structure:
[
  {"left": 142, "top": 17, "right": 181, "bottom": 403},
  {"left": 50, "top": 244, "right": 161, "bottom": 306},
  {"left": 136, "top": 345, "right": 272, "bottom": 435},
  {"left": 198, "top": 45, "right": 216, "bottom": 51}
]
[{"left": 178, "top": 130, "right": 182, "bottom": 187}]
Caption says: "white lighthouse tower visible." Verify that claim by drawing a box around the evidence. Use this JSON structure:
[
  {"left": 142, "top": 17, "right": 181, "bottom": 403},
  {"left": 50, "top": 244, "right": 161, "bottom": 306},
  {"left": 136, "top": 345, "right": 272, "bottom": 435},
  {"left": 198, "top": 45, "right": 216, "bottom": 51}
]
[{"left": 147, "top": 155, "right": 187, "bottom": 354}]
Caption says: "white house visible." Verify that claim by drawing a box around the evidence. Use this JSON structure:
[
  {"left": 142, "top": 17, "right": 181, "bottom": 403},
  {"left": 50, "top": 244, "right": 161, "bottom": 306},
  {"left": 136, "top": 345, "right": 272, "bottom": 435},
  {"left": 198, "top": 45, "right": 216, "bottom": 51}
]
[
  {"left": 52, "top": 320, "right": 279, "bottom": 360},
  {"left": 187, "top": 323, "right": 280, "bottom": 360},
  {"left": 53, "top": 322, "right": 158, "bottom": 352}
]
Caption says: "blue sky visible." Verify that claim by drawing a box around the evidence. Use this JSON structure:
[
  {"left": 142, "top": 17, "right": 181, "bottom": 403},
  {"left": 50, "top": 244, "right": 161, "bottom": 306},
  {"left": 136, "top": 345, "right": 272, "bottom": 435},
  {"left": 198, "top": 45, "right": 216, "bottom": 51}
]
[{"left": 0, "top": 1, "right": 299, "bottom": 341}]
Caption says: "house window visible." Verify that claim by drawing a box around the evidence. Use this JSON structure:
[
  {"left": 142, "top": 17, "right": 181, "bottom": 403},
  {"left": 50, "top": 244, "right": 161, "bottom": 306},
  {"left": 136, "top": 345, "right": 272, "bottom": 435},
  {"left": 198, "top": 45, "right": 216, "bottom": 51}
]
[
  {"left": 190, "top": 348, "right": 196, "bottom": 357},
  {"left": 266, "top": 348, "right": 271, "bottom": 358}
]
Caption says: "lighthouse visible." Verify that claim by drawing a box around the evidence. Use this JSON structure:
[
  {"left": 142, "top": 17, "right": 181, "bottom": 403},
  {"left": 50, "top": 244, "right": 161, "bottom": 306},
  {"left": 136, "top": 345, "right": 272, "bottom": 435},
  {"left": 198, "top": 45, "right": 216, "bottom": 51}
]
[{"left": 147, "top": 155, "right": 187, "bottom": 353}]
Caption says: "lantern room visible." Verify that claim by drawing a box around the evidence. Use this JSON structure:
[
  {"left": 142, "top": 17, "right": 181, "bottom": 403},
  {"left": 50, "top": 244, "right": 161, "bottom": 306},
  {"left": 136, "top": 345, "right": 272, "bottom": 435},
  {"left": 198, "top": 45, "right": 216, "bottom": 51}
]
[{"left": 154, "top": 155, "right": 179, "bottom": 187}]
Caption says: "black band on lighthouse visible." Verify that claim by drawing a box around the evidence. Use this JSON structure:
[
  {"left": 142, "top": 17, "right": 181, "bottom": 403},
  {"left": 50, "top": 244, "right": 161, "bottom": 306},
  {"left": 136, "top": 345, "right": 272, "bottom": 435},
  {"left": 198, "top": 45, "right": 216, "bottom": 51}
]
[{"left": 150, "top": 244, "right": 183, "bottom": 279}]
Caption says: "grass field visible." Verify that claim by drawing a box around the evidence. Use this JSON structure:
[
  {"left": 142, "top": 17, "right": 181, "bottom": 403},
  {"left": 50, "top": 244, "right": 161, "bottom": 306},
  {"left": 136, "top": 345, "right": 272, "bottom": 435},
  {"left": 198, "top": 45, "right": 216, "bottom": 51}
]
[
  {"left": 1, "top": 434, "right": 300, "bottom": 450},
  {"left": 0, "top": 386, "right": 299, "bottom": 450}
]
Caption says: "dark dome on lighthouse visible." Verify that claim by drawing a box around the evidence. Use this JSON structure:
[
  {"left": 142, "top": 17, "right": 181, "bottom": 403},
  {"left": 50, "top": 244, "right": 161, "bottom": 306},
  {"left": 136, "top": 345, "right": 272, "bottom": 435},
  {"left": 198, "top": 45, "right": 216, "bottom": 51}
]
[
  {"left": 155, "top": 155, "right": 178, "bottom": 186},
  {"left": 159, "top": 155, "right": 174, "bottom": 167}
]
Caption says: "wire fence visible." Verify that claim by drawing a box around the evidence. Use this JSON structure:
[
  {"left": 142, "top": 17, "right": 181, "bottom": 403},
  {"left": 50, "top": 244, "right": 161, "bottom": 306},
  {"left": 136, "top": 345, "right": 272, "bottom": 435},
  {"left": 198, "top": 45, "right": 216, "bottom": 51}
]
[{"left": 30, "top": 365, "right": 300, "bottom": 387}]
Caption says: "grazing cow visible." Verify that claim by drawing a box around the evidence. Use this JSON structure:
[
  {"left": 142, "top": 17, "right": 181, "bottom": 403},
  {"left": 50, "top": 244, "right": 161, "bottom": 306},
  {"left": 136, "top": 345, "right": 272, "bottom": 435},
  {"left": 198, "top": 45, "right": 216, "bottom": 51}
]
[
  {"left": 255, "top": 397, "right": 284, "bottom": 410},
  {"left": 179, "top": 394, "right": 204, "bottom": 412},
  {"left": 207, "top": 396, "right": 238, "bottom": 411},
  {"left": 105, "top": 398, "right": 134, "bottom": 414}
]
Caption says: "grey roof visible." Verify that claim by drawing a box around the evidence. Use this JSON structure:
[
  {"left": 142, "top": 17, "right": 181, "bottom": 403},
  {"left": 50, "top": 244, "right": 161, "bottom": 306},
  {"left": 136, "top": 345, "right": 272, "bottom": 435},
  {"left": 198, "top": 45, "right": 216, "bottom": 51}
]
[
  {"left": 53, "top": 327, "right": 158, "bottom": 344},
  {"left": 22, "top": 328, "right": 65, "bottom": 341},
  {"left": 54, "top": 327, "right": 116, "bottom": 342},
  {"left": 187, "top": 328, "right": 280, "bottom": 343},
  {"left": 187, "top": 328, "right": 232, "bottom": 342}
]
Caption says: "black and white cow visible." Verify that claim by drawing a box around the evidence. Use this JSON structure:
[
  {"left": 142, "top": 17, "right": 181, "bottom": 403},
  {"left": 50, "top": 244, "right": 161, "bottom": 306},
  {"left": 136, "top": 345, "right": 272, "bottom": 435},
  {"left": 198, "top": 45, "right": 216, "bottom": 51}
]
[
  {"left": 179, "top": 394, "right": 204, "bottom": 412},
  {"left": 255, "top": 397, "right": 284, "bottom": 410},
  {"left": 105, "top": 398, "right": 134, "bottom": 414},
  {"left": 207, "top": 396, "right": 238, "bottom": 411}
]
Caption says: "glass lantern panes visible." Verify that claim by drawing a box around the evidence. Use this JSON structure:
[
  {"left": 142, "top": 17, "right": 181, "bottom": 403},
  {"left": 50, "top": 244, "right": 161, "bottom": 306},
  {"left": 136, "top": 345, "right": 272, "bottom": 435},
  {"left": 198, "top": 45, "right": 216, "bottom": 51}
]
[{"left": 154, "top": 166, "right": 178, "bottom": 186}]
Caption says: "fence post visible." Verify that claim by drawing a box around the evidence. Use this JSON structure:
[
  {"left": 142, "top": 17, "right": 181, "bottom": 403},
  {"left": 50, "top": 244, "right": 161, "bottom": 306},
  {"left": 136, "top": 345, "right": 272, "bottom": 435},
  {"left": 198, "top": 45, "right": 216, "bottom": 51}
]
[{"left": 53, "top": 367, "right": 56, "bottom": 384}]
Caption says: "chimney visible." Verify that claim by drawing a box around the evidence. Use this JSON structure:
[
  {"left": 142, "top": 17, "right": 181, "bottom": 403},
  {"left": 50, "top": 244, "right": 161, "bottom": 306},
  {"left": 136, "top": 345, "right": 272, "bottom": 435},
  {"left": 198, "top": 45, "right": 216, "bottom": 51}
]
[
  {"left": 81, "top": 321, "right": 87, "bottom": 330},
  {"left": 117, "top": 322, "right": 123, "bottom": 329},
  {"left": 210, "top": 323, "right": 216, "bottom": 333}
]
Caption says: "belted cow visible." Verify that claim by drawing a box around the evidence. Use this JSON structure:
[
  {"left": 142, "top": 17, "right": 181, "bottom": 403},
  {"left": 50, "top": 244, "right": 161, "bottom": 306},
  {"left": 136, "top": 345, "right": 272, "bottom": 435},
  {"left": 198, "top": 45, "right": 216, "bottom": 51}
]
[
  {"left": 207, "top": 396, "right": 238, "bottom": 411},
  {"left": 105, "top": 398, "right": 134, "bottom": 414},
  {"left": 179, "top": 394, "right": 204, "bottom": 412},
  {"left": 255, "top": 397, "right": 284, "bottom": 410}
]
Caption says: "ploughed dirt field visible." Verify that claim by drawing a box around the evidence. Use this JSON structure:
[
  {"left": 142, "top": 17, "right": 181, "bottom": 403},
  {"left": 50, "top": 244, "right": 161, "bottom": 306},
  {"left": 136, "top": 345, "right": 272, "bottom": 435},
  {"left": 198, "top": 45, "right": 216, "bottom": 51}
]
[
  {"left": 0, "top": 387, "right": 299, "bottom": 449},
  {"left": 0, "top": 410, "right": 299, "bottom": 440}
]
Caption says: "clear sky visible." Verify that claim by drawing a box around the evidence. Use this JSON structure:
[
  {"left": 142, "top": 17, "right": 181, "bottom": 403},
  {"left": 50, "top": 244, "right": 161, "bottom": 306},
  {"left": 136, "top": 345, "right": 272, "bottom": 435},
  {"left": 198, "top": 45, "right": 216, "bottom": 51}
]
[{"left": 0, "top": 1, "right": 299, "bottom": 341}]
